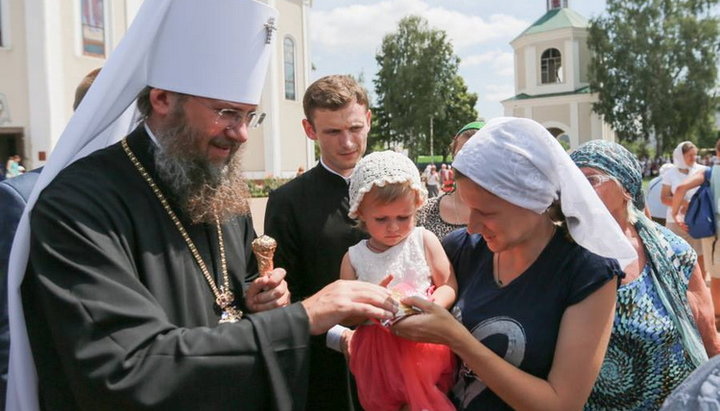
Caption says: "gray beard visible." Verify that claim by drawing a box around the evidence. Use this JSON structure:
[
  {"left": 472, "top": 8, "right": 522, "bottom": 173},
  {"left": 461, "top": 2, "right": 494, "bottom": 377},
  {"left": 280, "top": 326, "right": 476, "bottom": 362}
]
[{"left": 151, "top": 115, "right": 250, "bottom": 224}]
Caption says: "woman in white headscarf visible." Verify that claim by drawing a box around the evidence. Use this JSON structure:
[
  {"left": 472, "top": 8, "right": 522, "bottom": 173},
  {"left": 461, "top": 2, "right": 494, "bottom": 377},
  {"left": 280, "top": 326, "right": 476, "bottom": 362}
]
[
  {"left": 391, "top": 117, "right": 635, "bottom": 410},
  {"left": 662, "top": 141, "right": 707, "bottom": 271}
]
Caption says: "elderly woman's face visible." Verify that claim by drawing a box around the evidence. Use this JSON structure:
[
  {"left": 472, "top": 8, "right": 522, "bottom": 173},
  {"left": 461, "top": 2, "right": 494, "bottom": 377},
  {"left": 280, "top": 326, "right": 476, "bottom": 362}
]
[
  {"left": 457, "top": 178, "right": 547, "bottom": 252},
  {"left": 579, "top": 167, "right": 626, "bottom": 222}
]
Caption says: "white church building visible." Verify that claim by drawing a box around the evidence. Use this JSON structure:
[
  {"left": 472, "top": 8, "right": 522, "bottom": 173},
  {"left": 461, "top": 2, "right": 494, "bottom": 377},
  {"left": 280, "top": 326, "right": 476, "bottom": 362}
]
[
  {"left": 0, "top": 0, "right": 314, "bottom": 178},
  {"left": 502, "top": 0, "right": 616, "bottom": 149}
]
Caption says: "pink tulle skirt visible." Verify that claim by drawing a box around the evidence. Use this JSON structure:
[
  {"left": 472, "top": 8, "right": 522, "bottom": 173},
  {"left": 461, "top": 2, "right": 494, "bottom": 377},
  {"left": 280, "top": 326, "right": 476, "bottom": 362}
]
[{"left": 349, "top": 323, "right": 456, "bottom": 411}]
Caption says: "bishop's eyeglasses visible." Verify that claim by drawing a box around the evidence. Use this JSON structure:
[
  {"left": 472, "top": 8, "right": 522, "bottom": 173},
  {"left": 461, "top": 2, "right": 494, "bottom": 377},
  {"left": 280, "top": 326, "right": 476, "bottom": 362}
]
[{"left": 194, "top": 98, "right": 266, "bottom": 130}]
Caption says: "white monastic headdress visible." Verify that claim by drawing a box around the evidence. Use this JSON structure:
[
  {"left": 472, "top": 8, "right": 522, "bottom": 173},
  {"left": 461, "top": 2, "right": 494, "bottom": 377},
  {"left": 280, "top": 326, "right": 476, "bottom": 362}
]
[
  {"left": 7, "top": 1, "right": 278, "bottom": 409},
  {"left": 348, "top": 151, "right": 427, "bottom": 219},
  {"left": 452, "top": 117, "right": 636, "bottom": 268}
]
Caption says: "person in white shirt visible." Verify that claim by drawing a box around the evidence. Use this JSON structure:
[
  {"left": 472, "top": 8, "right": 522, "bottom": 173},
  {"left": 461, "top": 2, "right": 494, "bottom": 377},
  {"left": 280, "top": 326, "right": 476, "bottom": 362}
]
[
  {"left": 662, "top": 141, "right": 708, "bottom": 276},
  {"left": 646, "top": 163, "right": 673, "bottom": 225}
]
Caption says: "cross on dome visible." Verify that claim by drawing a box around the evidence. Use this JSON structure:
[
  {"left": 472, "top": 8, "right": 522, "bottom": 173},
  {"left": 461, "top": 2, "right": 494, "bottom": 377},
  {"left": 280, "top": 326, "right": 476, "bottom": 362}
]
[{"left": 547, "top": 0, "right": 568, "bottom": 10}]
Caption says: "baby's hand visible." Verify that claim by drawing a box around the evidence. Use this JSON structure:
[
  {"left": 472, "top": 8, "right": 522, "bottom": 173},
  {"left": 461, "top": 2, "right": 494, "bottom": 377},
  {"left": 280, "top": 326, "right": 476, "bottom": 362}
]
[{"left": 381, "top": 281, "right": 425, "bottom": 327}]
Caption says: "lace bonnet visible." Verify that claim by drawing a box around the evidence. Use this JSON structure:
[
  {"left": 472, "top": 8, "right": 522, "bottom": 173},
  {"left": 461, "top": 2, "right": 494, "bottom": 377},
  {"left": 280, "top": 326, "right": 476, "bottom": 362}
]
[{"left": 348, "top": 150, "right": 427, "bottom": 219}]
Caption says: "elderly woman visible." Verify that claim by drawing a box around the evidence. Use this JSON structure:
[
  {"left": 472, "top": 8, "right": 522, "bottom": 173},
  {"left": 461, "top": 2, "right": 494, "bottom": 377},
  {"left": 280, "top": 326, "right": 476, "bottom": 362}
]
[
  {"left": 417, "top": 121, "right": 484, "bottom": 239},
  {"left": 393, "top": 117, "right": 635, "bottom": 410},
  {"left": 570, "top": 140, "right": 719, "bottom": 410}
]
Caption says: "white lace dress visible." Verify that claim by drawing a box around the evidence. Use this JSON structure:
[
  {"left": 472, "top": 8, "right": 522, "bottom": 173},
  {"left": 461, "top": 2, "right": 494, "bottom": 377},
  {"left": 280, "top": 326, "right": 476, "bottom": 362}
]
[
  {"left": 346, "top": 226, "right": 456, "bottom": 411},
  {"left": 347, "top": 226, "right": 432, "bottom": 294}
]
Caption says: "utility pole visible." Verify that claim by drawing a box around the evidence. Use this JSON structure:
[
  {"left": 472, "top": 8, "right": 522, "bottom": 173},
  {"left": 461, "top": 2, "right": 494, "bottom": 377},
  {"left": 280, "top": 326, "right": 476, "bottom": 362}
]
[{"left": 430, "top": 115, "right": 434, "bottom": 165}]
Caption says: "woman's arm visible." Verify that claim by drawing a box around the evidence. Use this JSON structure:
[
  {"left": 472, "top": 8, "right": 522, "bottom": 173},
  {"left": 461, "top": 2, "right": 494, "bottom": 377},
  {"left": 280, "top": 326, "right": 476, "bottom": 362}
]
[
  {"left": 394, "top": 280, "right": 616, "bottom": 411},
  {"left": 661, "top": 184, "right": 674, "bottom": 207},
  {"left": 671, "top": 172, "right": 705, "bottom": 221},
  {"left": 686, "top": 262, "right": 720, "bottom": 356},
  {"left": 422, "top": 228, "right": 457, "bottom": 309}
]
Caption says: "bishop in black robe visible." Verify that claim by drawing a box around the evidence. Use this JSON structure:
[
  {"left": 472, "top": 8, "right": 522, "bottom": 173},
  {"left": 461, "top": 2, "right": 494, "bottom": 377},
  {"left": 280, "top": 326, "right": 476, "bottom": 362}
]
[
  {"left": 264, "top": 164, "right": 367, "bottom": 410},
  {"left": 22, "top": 126, "right": 310, "bottom": 410}
]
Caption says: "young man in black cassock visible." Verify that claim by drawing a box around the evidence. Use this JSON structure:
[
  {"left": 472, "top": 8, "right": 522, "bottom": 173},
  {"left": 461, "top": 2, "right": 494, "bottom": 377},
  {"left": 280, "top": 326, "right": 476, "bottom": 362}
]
[
  {"left": 265, "top": 75, "right": 372, "bottom": 410},
  {"left": 10, "top": 3, "right": 398, "bottom": 410}
]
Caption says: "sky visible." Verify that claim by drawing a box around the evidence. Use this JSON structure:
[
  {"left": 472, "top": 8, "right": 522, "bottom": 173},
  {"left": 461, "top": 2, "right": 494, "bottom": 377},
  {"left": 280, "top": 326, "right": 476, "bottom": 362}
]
[{"left": 308, "top": 0, "right": 608, "bottom": 120}]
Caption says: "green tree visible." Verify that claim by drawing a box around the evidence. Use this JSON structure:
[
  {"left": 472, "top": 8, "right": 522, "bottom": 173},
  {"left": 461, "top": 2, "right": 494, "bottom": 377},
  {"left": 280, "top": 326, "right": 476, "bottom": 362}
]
[
  {"left": 372, "top": 15, "right": 477, "bottom": 159},
  {"left": 432, "top": 75, "right": 479, "bottom": 161},
  {"left": 588, "top": 0, "right": 720, "bottom": 153}
]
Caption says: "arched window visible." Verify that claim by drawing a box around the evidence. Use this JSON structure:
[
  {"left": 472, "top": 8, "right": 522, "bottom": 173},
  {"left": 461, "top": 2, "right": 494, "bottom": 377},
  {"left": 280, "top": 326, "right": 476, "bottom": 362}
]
[
  {"left": 284, "top": 37, "right": 296, "bottom": 100},
  {"left": 541, "top": 48, "right": 562, "bottom": 84}
]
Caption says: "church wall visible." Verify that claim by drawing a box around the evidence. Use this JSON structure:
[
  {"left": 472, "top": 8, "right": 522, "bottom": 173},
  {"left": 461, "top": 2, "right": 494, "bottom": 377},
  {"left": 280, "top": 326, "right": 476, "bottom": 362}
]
[
  {"left": 577, "top": 102, "right": 593, "bottom": 143},
  {"left": 277, "top": 0, "right": 309, "bottom": 176},
  {"left": 527, "top": 36, "right": 572, "bottom": 95},
  {"left": 244, "top": 0, "right": 310, "bottom": 178},
  {"left": 0, "top": 0, "right": 30, "bottom": 129},
  {"left": 534, "top": 104, "right": 570, "bottom": 128},
  {"left": 515, "top": 48, "right": 526, "bottom": 92},
  {"left": 578, "top": 37, "right": 590, "bottom": 83},
  {"left": 59, "top": 2, "right": 130, "bottom": 136},
  {"left": 2, "top": 0, "right": 311, "bottom": 176}
]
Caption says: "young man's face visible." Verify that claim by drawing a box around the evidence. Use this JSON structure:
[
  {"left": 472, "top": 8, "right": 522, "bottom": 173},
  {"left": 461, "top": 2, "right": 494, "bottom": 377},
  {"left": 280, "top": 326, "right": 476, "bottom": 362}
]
[{"left": 302, "top": 101, "right": 371, "bottom": 177}]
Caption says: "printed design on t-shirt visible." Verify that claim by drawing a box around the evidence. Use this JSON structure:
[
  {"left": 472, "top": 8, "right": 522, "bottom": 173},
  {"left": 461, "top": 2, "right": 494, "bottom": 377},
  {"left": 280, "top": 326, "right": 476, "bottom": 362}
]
[{"left": 453, "top": 316, "right": 526, "bottom": 408}]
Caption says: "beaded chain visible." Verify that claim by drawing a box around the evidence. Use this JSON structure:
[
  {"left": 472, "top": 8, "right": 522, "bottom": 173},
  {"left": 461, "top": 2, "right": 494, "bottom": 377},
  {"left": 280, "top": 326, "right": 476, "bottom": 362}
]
[{"left": 122, "top": 138, "right": 242, "bottom": 323}]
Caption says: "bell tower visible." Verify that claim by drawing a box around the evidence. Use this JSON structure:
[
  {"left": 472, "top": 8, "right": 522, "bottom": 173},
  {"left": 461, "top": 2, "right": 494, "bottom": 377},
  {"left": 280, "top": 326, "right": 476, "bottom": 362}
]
[{"left": 502, "top": 0, "right": 617, "bottom": 148}]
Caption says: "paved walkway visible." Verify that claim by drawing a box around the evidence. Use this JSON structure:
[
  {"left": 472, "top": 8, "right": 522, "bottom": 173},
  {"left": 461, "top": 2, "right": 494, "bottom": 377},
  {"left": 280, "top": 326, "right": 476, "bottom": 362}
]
[{"left": 249, "top": 197, "right": 268, "bottom": 235}]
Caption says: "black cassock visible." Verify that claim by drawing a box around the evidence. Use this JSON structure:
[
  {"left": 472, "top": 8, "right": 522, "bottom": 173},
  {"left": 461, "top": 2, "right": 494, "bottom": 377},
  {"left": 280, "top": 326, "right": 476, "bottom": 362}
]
[
  {"left": 23, "top": 126, "right": 310, "bottom": 410},
  {"left": 265, "top": 164, "right": 367, "bottom": 411}
]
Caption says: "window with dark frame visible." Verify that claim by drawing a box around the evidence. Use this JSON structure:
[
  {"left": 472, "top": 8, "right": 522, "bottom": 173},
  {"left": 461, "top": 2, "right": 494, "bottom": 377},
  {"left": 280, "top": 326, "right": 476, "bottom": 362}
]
[
  {"left": 81, "top": 0, "right": 105, "bottom": 57},
  {"left": 541, "top": 48, "right": 562, "bottom": 84},
  {"left": 284, "top": 37, "right": 296, "bottom": 100}
]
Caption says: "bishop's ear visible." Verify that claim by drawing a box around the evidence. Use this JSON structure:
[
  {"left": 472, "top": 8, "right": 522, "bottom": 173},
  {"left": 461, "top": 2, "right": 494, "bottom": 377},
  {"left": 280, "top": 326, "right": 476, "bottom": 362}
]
[{"left": 148, "top": 88, "right": 175, "bottom": 117}]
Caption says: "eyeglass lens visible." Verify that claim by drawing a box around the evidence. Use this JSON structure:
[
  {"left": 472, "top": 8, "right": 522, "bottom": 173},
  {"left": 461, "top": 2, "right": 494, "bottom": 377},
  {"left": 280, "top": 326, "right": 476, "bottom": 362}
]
[
  {"left": 217, "top": 109, "right": 266, "bottom": 129},
  {"left": 586, "top": 174, "right": 611, "bottom": 187}
]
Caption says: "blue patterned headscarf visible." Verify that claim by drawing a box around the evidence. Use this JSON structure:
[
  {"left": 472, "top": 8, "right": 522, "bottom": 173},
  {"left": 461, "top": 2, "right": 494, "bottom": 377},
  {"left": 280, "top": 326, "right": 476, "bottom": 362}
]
[
  {"left": 571, "top": 139, "right": 708, "bottom": 367},
  {"left": 570, "top": 140, "right": 645, "bottom": 210}
]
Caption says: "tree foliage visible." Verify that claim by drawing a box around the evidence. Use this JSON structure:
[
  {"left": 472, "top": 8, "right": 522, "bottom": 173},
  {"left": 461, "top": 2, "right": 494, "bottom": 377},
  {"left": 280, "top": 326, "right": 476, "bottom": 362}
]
[
  {"left": 372, "top": 15, "right": 478, "bottom": 159},
  {"left": 588, "top": 0, "right": 720, "bottom": 153}
]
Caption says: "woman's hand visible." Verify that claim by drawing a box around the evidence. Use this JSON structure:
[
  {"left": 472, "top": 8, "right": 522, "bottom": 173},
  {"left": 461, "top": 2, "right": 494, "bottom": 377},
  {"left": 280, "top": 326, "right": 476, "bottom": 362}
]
[{"left": 391, "top": 296, "right": 462, "bottom": 346}]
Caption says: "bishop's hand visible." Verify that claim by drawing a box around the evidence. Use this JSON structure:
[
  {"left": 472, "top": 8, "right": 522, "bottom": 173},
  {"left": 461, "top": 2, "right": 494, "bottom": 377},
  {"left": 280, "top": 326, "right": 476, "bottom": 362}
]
[{"left": 245, "top": 268, "right": 290, "bottom": 312}]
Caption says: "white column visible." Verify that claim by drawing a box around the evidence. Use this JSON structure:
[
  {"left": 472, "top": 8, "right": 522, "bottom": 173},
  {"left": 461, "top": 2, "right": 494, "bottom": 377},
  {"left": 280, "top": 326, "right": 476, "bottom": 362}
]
[
  {"left": 525, "top": 46, "right": 537, "bottom": 94},
  {"left": 302, "top": 0, "right": 314, "bottom": 166},
  {"left": 565, "top": 38, "right": 580, "bottom": 90},
  {"left": 590, "top": 110, "right": 600, "bottom": 141},
  {"left": 25, "top": 0, "right": 65, "bottom": 166},
  {"left": 264, "top": 0, "right": 281, "bottom": 177},
  {"left": 569, "top": 102, "right": 579, "bottom": 149}
]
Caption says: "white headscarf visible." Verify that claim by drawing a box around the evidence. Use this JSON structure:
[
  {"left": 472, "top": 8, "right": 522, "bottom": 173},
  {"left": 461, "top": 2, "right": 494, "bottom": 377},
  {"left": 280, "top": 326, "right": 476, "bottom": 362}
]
[
  {"left": 6, "top": 1, "right": 278, "bottom": 409},
  {"left": 672, "top": 141, "right": 696, "bottom": 170},
  {"left": 452, "top": 117, "right": 636, "bottom": 268}
]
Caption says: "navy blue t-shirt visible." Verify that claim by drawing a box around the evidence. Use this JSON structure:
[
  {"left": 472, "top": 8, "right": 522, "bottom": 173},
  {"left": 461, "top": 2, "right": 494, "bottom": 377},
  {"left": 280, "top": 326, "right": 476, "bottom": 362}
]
[{"left": 443, "top": 228, "right": 623, "bottom": 410}]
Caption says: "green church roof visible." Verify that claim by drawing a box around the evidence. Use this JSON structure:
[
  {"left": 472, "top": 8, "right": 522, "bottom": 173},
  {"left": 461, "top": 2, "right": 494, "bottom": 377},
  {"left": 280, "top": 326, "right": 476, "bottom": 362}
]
[
  {"left": 502, "top": 86, "right": 591, "bottom": 102},
  {"left": 515, "top": 8, "right": 588, "bottom": 40}
]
